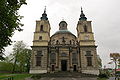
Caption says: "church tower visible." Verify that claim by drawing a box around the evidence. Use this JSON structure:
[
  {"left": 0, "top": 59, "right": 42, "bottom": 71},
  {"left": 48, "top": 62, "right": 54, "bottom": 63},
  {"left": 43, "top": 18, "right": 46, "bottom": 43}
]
[
  {"left": 30, "top": 7, "right": 51, "bottom": 73},
  {"left": 33, "top": 7, "right": 50, "bottom": 46},
  {"left": 76, "top": 8, "right": 99, "bottom": 75}
]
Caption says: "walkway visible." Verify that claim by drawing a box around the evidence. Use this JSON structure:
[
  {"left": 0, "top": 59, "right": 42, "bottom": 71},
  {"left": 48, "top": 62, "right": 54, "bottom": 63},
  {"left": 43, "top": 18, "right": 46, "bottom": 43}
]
[
  {"left": 26, "top": 77, "right": 97, "bottom": 80},
  {"left": 108, "top": 77, "right": 120, "bottom": 80}
]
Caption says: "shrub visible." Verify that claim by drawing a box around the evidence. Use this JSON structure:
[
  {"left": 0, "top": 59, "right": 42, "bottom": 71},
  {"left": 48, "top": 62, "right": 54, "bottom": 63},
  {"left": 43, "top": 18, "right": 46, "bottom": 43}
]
[{"left": 98, "top": 73, "right": 109, "bottom": 78}]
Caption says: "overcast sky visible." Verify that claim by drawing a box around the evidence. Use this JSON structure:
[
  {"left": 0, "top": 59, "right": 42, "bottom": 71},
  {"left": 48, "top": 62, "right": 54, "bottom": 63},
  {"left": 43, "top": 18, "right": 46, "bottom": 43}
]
[{"left": 5, "top": 0, "right": 120, "bottom": 68}]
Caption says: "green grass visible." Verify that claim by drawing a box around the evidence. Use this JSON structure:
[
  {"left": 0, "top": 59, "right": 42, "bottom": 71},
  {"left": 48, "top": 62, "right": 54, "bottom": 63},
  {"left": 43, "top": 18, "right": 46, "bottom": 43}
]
[
  {"left": 0, "top": 73, "right": 32, "bottom": 80},
  {"left": 0, "top": 73, "right": 10, "bottom": 76},
  {"left": 97, "top": 78, "right": 107, "bottom": 80}
]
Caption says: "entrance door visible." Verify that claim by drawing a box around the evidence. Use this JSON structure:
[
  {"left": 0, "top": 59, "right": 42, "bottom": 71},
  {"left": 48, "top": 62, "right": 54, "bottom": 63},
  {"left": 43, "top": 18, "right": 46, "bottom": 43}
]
[
  {"left": 61, "top": 60, "right": 67, "bottom": 71},
  {"left": 73, "top": 65, "right": 77, "bottom": 71},
  {"left": 52, "top": 65, "right": 55, "bottom": 71}
]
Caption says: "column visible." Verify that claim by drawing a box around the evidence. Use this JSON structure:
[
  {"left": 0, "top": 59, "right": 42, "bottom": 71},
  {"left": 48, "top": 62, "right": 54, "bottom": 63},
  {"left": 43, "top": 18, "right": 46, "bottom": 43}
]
[
  {"left": 56, "top": 47, "right": 59, "bottom": 71},
  {"left": 77, "top": 47, "right": 81, "bottom": 72},
  {"left": 69, "top": 47, "right": 72, "bottom": 71}
]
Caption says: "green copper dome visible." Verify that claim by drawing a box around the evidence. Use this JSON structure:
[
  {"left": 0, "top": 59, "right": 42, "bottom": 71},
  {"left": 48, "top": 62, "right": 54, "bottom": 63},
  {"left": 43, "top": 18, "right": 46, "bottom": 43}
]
[
  {"left": 55, "top": 30, "right": 71, "bottom": 34},
  {"left": 53, "top": 30, "right": 76, "bottom": 37}
]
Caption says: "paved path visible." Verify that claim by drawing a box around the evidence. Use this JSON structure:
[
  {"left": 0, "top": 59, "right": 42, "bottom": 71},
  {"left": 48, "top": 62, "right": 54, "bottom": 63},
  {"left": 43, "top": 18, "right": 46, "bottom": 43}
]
[
  {"left": 26, "top": 77, "right": 97, "bottom": 80},
  {"left": 108, "top": 77, "right": 120, "bottom": 80},
  {"left": 40, "top": 78, "right": 97, "bottom": 80}
]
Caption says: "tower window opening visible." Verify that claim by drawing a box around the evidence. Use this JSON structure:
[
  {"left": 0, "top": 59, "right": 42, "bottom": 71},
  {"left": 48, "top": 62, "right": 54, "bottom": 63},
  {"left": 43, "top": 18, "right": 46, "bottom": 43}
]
[
  {"left": 62, "top": 23, "right": 65, "bottom": 27},
  {"left": 40, "top": 25, "right": 43, "bottom": 31},
  {"left": 39, "top": 36, "right": 42, "bottom": 40},
  {"left": 84, "top": 25, "right": 87, "bottom": 32}
]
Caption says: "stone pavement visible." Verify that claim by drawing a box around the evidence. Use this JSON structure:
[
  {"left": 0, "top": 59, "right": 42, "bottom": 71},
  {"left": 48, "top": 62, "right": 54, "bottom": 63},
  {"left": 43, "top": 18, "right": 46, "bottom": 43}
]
[
  {"left": 40, "top": 77, "right": 97, "bottom": 80},
  {"left": 108, "top": 77, "right": 120, "bottom": 80},
  {"left": 26, "top": 77, "right": 97, "bottom": 80},
  {"left": 25, "top": 72, "right": 97, "bottom": 80}
]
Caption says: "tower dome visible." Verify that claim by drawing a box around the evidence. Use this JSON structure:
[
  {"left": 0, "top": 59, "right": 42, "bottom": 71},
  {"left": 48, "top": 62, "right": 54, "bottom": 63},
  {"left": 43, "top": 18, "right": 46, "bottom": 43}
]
[
  {"left": 59, "top": 20, "right": 68, "bottom": 30},
  {"left": 52, "top": 20, "right": 76, "bottom": 37}
]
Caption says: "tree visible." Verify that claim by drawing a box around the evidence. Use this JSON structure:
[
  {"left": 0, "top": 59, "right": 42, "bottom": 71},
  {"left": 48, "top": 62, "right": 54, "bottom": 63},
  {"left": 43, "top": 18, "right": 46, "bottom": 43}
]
[
  {"left": 0, "top": 55, "right": 5, "bottom": 61},
  {"left": 0, "top": 0, "right": 27, "bottom": 59},
  {"left": 12, "top": 41, "right": 31, "bottom": 73},
  {"left": 110, "top": 53, "right": 120, "bottom": 80}
]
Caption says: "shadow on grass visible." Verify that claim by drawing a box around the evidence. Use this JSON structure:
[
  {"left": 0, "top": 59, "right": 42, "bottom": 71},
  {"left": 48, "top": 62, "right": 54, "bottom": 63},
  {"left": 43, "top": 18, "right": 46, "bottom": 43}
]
[{"left": 0, "top": 73, "right": 32, "bottom": 80}]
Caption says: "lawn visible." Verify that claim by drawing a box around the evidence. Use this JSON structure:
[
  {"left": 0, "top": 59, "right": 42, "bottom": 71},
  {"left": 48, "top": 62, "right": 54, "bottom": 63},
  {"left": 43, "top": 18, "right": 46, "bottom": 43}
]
[
  {"left": 97, "top": 78, "right": 107, "bottom": 80},
  {"left": 0, "top": 73, "right": 32, "bottom": 80}
]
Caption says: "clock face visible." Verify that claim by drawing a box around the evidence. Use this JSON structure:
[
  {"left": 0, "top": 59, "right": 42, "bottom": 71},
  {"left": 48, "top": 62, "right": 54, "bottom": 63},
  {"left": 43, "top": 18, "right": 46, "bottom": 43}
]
[{"left": 84, "top": 35, "right": 89, "bottom": 40}]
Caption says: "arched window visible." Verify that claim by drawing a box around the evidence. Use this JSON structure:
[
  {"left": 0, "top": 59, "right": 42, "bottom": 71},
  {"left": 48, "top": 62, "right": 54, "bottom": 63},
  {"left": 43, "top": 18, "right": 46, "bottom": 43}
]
[
  {"left": 62, "top": 23, "right": 65, "bottom": 27},
  {"left": 36, "top": 51, "right": 42, "bottom": 66},
  {"left": 50, "top": 53, "right": 56, "bottom": 59},
  {"left": 84, "top": 25, "right": 87, "bottom": 32},
  {"left": 40, "top": 25, "right": 43, "bottom": 31},
  {"left": 50, "top": 53, "right": 56, "bottom": 63},
  {"left": 72, "top": 53, "right": 77, "bottom": 59},
  {"left": 61, "top": 53, "right": 67, "bottom": 57},
  {"left": 72, "top": 53, "right": 78, "bottom": 63}
]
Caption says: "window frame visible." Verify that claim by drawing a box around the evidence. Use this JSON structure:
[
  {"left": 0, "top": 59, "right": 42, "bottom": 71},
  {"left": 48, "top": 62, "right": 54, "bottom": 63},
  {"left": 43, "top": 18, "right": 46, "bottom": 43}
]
[
  {"left": 40, "top": 25, "right": 44, "bottom": 31},
  {"left": 36, "top": 51, "right": 42, "bottom": 66},
  {"left": 39, "top": 36, "right": 42, "bottom": 40},
  {"left": 84, "top": 25, "right": 87, "bottom": 32}
]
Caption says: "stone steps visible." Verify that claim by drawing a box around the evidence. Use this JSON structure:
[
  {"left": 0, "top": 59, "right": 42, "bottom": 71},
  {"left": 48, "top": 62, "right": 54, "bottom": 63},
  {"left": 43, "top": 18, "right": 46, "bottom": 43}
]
[{"left": 32, "top": 71, "right": 97, "bottom": 78}]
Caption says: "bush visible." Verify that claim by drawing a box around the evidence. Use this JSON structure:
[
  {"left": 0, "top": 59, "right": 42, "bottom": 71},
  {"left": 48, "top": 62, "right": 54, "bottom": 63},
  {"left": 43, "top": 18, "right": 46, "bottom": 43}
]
[
  {"left": 98, "top": 73, "right": 109, "bottom": 78},
  {"left": 116, "top": 71, "right": 120, "bottom": 74}
]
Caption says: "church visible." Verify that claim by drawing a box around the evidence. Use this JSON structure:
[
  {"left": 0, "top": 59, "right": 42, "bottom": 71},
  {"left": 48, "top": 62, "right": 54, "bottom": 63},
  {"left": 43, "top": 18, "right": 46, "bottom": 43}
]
[{"left": 30, "top": 8, "right": 99, "bottom": 75}]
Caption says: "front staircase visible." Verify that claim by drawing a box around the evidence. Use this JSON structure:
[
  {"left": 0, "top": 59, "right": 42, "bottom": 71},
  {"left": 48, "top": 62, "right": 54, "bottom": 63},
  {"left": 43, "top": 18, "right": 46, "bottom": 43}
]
[{"left": 32, "top": 71, "right": 97, "bottom": 78}]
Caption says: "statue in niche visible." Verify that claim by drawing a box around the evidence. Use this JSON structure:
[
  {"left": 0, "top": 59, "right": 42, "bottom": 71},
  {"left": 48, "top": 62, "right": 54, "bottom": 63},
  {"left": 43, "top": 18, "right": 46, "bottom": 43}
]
[
  {"left": 56, "top": 40, "right": 59, "bottom": 44},
  {"left": 51, "top": 39, "right": 55, "bottom": 45},
  {"left": 61, "top": 37, "right": 66, "bottom": 44},
  {"left": 72, "top": 40, "right": 75, "bottom": 45},
  {"left": 62, "top": 37, "right": 65, "bottom": 42},
  {"left": 70, "top": 40, "right": 72, "bottom": 44}
]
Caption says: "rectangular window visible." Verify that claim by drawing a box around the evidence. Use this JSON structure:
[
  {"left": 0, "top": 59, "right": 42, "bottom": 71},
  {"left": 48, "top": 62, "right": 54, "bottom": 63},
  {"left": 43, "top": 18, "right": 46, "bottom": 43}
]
[
  {"left": 39, "top": 36, "right": 42, "bottom": 40},
  {"left": 87, "top": 57, "right": 92, "bottom": 66},
  {"left": 36, "top": 57, "right": 41, "bottom": 66},
  {"left": 40, "top": 25, "right": 43, "bottom": 31},
  {"left": 36, "top": 51, "right": 42, "bottom": 66},
  {"left": 86, "top": 51, "right": 92, "bottom": 56}
]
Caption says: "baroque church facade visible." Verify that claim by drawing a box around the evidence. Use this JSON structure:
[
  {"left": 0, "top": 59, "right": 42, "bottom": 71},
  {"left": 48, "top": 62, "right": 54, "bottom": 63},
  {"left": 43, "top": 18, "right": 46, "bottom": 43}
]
[{"left": 30, "top": 8, "right": 99, "bottom": 75}]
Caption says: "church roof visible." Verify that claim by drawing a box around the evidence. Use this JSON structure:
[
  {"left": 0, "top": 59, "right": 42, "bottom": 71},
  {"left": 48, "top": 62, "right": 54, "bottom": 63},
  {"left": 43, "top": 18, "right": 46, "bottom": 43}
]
[
  {"left": 79, "top": 7, "right": 87, "bottom": 21},
  {"left": 52, "top": 30, "right": 76, "bottom": 37},
  {"left": 41, "top": 6, "right": 48, "bottom": 20}
]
